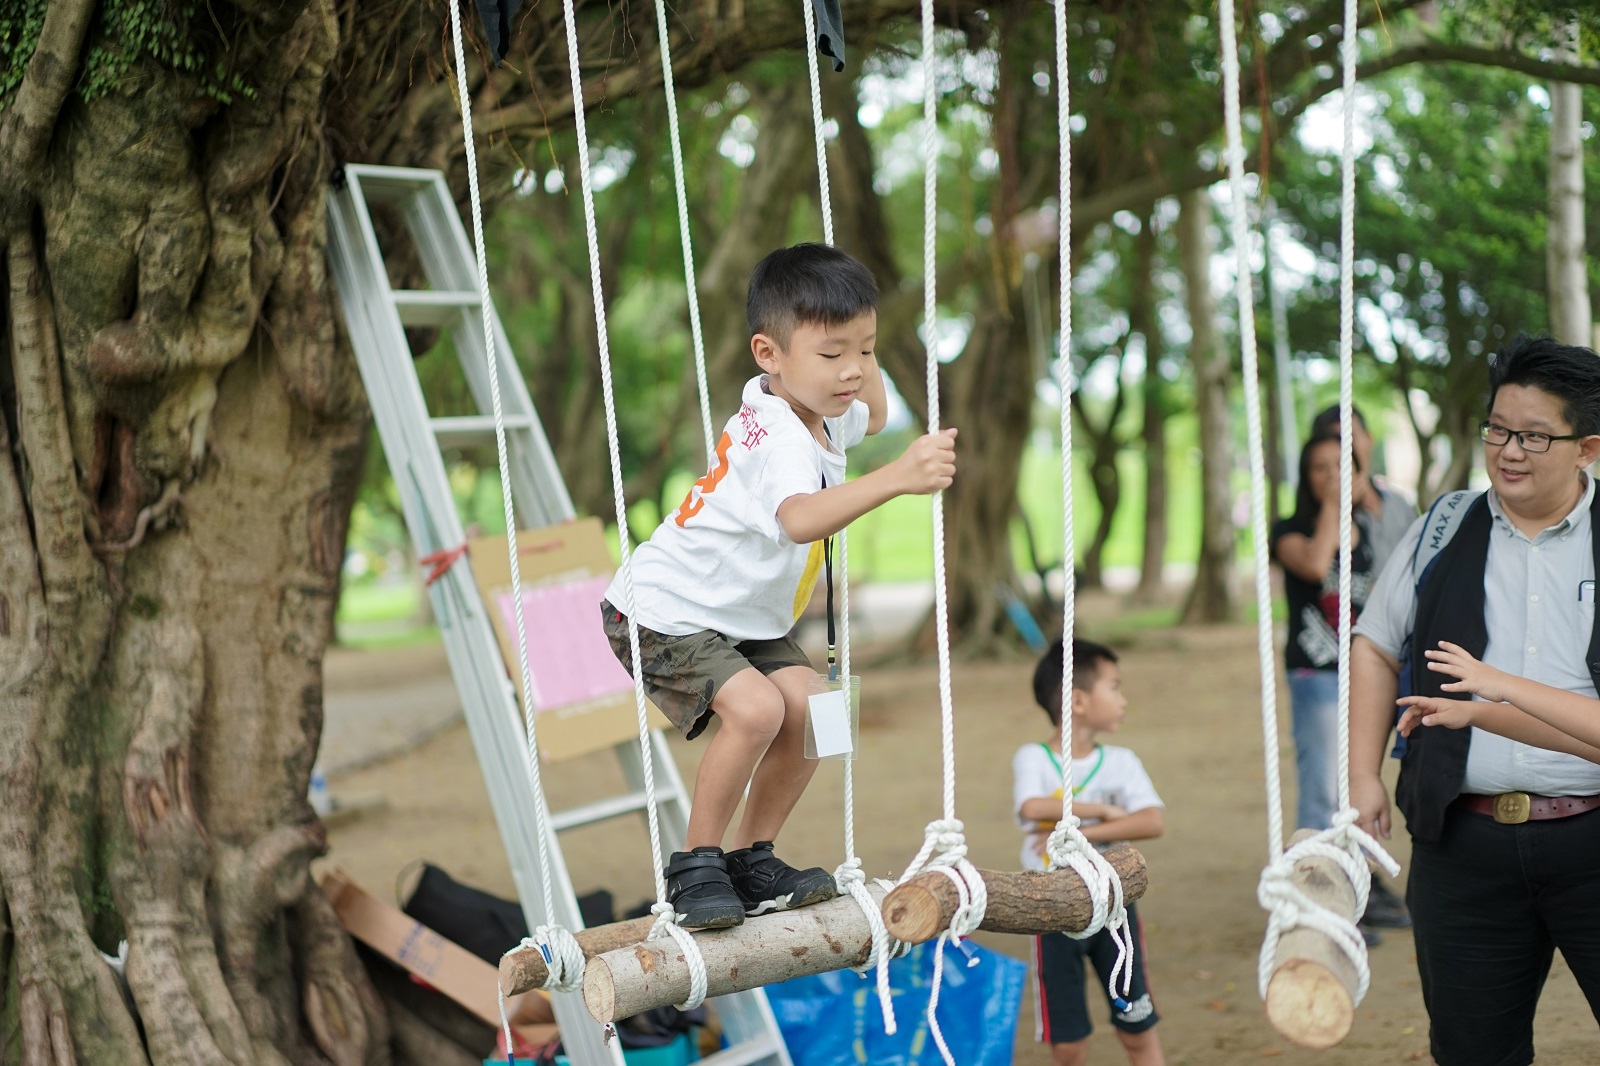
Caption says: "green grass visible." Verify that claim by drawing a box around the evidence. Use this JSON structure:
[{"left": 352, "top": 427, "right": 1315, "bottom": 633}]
[{"left": 338, "top": 583, "right": 422, "bottom": 623}]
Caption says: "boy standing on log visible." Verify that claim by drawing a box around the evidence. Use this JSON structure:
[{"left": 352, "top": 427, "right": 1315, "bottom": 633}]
[
  {"left": 600, "top": 243, "right": 958, "bottom": 929},
  {"left": 1013, "top": 638, "right": 1166, "bottom": 1066}
]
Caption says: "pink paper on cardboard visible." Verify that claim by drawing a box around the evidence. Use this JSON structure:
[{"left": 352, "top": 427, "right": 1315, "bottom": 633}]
[{"left": 496, "top": 576, "right": 634, "bottom": 710}]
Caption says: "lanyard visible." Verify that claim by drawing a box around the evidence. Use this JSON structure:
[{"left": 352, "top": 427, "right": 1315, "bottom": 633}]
[
  {"left": 823, "top": 472, "right": 837, "bottom": 681},
  {"left": 1041, "top": 742, "right": 1105, "bottom": 796}
]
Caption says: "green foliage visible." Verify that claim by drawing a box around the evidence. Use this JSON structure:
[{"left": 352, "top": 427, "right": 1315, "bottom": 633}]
[
  {"left": 1279, "top": 65, "right": 1575, "bottom": 383},
  {"left": 2, "top": 0, "right": 254, "bottom": 106},
  {"left": 0, "top": 0, "right": 47, "bottom": 99}
]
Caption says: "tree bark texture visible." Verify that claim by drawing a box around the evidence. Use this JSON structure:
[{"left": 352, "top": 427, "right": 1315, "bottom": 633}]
[
  {"left": 1131, "top": 212, "right": 1170, "bottom": 601},
  {"left": 1547, "top": 25, "right": 1591, "bottom": 348},
  {"left": 1176, "top": 188, "right": 1236, "bottom": 623}
]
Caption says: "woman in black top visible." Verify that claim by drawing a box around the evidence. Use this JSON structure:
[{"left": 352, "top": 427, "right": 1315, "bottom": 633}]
[{"left": 1270, "top": 434, "right": 1376, "bottom": 832}]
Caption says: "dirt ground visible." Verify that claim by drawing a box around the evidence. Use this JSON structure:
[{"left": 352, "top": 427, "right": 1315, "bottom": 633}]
[{"left": 323, "top": 621, "right": 1598, "bottom": 1065}]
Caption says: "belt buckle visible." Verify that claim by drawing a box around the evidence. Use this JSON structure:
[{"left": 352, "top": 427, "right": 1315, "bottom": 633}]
[{"left": 1494, "top": 792, "right": 1532, "bottom": 824}]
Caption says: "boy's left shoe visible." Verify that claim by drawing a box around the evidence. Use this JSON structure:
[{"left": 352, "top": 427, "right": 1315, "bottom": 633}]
[{"left": 725, "top": 841, "right": 837, "bottom": 916}]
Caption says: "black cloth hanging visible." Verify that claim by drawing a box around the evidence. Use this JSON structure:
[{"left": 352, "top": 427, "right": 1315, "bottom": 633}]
[
  {"left": 472, "top": 0, "right": 522, "bottom": 65},
  {"left": 810, "top": 0, "right": 847, "bottom": 72}
]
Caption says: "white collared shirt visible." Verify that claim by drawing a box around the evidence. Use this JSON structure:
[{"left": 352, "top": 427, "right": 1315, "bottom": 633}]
[
  {"left": 605, "top": 376, "right": 868, "bottom": 640},
  {"left": 1355, "top": 475, "right": 1600, "bottom": 796}
]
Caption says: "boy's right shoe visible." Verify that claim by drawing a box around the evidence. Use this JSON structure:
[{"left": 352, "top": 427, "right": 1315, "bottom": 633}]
[
  {"left": 726, "top": 841, "right": 837, "bottom": 916},
  {"left": 664, "top": 847, "right": 745, "bottom": 929}
]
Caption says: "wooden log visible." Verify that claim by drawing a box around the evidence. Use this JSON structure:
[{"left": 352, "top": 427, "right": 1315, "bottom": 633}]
[
  {"left": 1262, "top": 830, "right": 1364, "bottom": 1050},
  {"left": 498, "top": 916, "right": 658, "bottom": 997},
  {"left": 880, "top": 842, "right": 1148, "bottom": 943},
  {"left": 583, "top": 884, "right": 889, "bottom": 1023}
]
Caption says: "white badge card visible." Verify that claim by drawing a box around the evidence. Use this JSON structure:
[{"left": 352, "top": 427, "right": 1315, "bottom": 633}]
[{"left": 806, "top": 689, "right": 853, "bottom": 759}]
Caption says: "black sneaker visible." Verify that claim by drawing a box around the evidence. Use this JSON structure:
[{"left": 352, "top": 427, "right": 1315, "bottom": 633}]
[
  {"left": 1361, "top": 874, "right": 1412, "bottom": 929},
  {"left": 1359, "top": 921, "right": 1383, "bottom": 948},
  {"left": 664, "top": 847, "right": 745, "bottom": 929},
  {"left": 726, "top": 841, "right": 837, "bottom": 916}
]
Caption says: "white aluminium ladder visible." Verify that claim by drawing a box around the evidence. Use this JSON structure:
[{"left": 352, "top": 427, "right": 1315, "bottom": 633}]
[{"left": 326, "top": 163, "right": 792, "bottom": 1066}]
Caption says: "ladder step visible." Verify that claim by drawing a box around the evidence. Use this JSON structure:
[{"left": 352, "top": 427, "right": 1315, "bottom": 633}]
[
  {"left": 695, "top": 1036, "right": 784, "bottom": 1066},
  {"left": 549, "top": 788, "right": 685, "bottom": 833},
  {"left": 430, "top": 415, "right": 535, "bottom": 449},
  {"left": 392, "top": 289, "right": 481, "bottom": 327}
]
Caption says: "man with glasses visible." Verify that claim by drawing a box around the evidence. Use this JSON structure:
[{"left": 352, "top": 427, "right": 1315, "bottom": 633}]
[{"left": 1350, "top": 334, "right": 1600, "bottom": 1066}]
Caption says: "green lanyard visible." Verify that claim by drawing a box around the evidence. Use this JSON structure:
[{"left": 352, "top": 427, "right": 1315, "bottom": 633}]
[{"left": 1041, "top": 742, "right": 1104, "bottom": 796}]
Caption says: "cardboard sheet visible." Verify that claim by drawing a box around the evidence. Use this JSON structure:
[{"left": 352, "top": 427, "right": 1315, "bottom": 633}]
[{"left": 469, "top": 517, "right": 669, "bottom": 761}]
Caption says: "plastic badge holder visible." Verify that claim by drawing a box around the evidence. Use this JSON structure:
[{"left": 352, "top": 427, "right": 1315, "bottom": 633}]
[{"left": 804, "top": 673, "right": 860, "bottom": 761}]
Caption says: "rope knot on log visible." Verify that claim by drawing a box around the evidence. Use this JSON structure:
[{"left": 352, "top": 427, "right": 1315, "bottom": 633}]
[
  {"left": 1257, "top": 819, "right": 1401, "bottom": 1049},
  {"left": 647, "top": 902, "right": 708, "bottom": 1011},
  {"left": 1045, "top": 821, "right": 1135, "bottom": 1007}
]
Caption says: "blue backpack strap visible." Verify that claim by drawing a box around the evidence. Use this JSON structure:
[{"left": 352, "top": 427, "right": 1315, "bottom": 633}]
[{"left": 1391, "top": 489, "right": 1483, "bottom": 757}]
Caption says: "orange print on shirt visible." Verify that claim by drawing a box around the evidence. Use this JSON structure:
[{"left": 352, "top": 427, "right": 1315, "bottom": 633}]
[{"left": 674, "top": 432, "right": 734, "bottom": 526}]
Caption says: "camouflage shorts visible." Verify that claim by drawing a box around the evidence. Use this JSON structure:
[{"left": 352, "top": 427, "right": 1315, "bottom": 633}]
[{"left": 599, "top": 600, "right": 811, "bottom": 740}]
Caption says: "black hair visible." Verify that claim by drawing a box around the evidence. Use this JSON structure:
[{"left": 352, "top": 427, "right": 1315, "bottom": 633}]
[
  {"left": 1287, "top": 432, "right": 1361, "bottom": 528},
  {"left": 746, "top": 243, "right": 879, "bottom": 348},
  {"left": 1311, "top": 403, "right": 1369, "bottom": 437},
  {"left": 1032, "top": 637, "right": 1119, "bottom": 725},
  {"left": 1487, "top": 333, "right": 1600, "bottom": 438}
]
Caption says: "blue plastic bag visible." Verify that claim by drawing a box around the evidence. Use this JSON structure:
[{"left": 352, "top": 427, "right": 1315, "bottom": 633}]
[{"left": 763, "top": 940, "right": 1026, "bottom": 1066}]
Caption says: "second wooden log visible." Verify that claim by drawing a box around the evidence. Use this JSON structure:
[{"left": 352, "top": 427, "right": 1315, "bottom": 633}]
[
  {"left": 880, "top": 841, "right": 1148, "bottom": 943},
  {"left": 584, "top": 884, "right": 888, "bottom": 1023},
  {"left": 1262, "top": 830, "right": 1364, "bottom": 1050},
  {"left": 499, "top": 916, "right": 659, "bottom": 997}
]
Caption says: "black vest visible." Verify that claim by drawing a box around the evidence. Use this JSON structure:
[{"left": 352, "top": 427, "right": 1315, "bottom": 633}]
[{"left": 1396, "top": 489, "right": 1600, "bottom": 843}]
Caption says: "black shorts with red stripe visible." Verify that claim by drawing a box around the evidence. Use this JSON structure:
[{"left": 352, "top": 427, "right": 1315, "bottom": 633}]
[{"left": 1033, "top": 901, "right": 1159, "bottom": 1045}]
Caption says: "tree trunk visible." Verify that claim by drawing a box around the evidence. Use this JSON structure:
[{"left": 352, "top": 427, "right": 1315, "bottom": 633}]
[
  {"left": 0, "top": 5, "right": 389, "bottom": 1063},
  {"left": 1073, "top": 355, "right": 1127, "bottom": 590},
  {"left": 1130, "top": 212, "right": 1169, "bottom": 602},
  {"left": 931, "top": 305, "right": 1039, "bottom": 652},
  {"left": 1548, "top": 23, "right": 1591, "bottom": 348},
  {"left": 1176, "top": 188, "right": 1236, "bottom": 623}
]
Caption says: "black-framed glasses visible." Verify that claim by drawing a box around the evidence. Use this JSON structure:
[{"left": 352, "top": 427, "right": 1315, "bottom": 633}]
[{"left": 1479, "top": 421, "right": 1584, "bottom": 453}]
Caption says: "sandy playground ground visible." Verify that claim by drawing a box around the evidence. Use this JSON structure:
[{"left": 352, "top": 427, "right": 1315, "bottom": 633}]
[{"left": 322, "top": 618, "right": 1597, "bottom": 1065}]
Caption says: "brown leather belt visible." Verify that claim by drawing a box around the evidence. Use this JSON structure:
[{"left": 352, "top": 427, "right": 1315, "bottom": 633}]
[{"left": 1456, "top": 792, "right": 1600, "bottom": 825}]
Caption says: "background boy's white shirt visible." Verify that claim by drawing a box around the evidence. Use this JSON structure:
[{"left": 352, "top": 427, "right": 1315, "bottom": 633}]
[
  {"left": 1011, "top": 743, "right": 1164, "bottom": 872},
  {"left": 607, "top": 375, "right": 868, "bottom": 641}
]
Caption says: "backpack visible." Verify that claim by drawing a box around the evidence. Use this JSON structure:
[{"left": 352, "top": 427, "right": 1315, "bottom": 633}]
[{"left": 1390, "top": 488, "right": 1485, "bottom": 758}]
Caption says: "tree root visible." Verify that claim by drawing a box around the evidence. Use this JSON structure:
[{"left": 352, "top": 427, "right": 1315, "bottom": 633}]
[
  {"left": 93, "top": 479, "right": 184, "bottom": 555},
  {"left": 293, "top": 888, "right": 391, "bottom": 1066}
]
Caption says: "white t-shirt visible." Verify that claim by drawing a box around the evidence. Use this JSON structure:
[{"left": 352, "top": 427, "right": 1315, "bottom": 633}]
[
  {"left": 605, "top": 375, "right": 869, "bottom": 641},
  {"left": 1011, "top": 742, "right": 1164, "bottom": 872}
]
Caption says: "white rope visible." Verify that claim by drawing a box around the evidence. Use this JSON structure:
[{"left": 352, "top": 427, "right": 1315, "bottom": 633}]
[
  {"left": 558, "top": 0, "right": 709, "bottom": 1011},
  {"left": 651, "top": 0, "right": 715, "bottom": 460},
  {"left": 801, "top": 0, "right": 836, "bottom": 245},
  {"left": 1213, "top": 0, "right": 1396, "bottom": 1005},
  {"left": 1217, "top": 0, "right": 1283, "bottom": 887},
  {"left": 1256, "top": 813, "right": 1399, "bottom": 1000},
  {"left": 875, "top": 10, "right": 985, "bottom": 1061},
  {"left": 798, "top": 7, "right": 909, "bottom": 1019},
  {"left": 445, "top": 0, "right": 586, "bottom": 1013},
  {"left": 1041, "top": 0, "right": 1135, "bottom": 1008},
  {"left": 1332, "top": 0, "right": 1359, "bottom": 822}
]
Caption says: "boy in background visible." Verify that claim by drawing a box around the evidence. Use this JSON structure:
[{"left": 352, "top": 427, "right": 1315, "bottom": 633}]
[
  {"left": 602, "top": 243, "right": 958, "bottom": 928},
  {"left": 1013, "top": 638, "right": 1165, "bottom": 1066}
]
